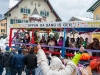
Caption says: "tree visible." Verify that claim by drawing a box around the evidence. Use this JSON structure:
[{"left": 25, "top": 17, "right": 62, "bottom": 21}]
[{"left": 54, "top": 32, "right": 59, "bottom": 40}]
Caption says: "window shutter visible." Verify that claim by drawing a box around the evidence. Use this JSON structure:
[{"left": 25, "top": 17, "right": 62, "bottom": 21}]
[
  {"left": 21, "top": 8, "right": 23, "bottom": 13},
  {"left": 28, "top": 9, "right": 30, "bottom": 14},
  {"left": 40, "top": 11, "right": 42, "bottom": 16},
  {"left": 26, "top": 20, "right": 28, "bottom": 23},
  {"left": 18, "top": 19, "right": 21, "bottom": 23},
  {"left": 20, "top": 20, "right": 21, "bottom": 23},
  {"left": 47, "top": 11, "right": 49, "bottom": 16},
  {"left": 10, "top": 19, "right": 13, "bottom": 24}
]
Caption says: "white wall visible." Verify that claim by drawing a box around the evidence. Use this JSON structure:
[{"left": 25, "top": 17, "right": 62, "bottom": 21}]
[{"left": 7, "top": 0, "right": 57, "bottom": 36}]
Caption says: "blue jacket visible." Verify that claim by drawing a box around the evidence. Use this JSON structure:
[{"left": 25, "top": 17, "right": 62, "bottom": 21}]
[
  {"left": 11, "top": 53, "right": 25, "bottom": 69},
  {"left": 0, "top": 53, "right": 2, "bottom": 65}
]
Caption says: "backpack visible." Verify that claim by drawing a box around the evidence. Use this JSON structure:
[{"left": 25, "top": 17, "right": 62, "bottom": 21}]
[{"left": 77, "top": 64, "right": 92, "bottom": 75}]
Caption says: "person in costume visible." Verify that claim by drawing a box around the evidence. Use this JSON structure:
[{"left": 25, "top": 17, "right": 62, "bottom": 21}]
[
  {"left": 90, "top": 58, "right": 100, "bottom": 75},
  {"left": 77, "top": 53, "right": 91, "bottom": 75},
  {"left": 37, "top": 44, "right": 84, "bottom": 75}
]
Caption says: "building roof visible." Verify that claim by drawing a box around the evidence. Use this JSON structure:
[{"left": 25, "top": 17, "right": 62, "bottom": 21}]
[
  {"left": 9, "top": 0, "right": 19, "bottom": 9},
  {"left": 87, "top": 0, "right": 100, "bottom": 12},
  {"left": 5, "top": 0, "right": 62, "bottom": 21},
  {"left": 0, "top": 18, "right": 6, "bottom": 22},
  {"left": 69, "top": 16, "right": 93, "bottom": 21},
  {"left": 5, "top": 0, "right": 23, "bottom": 15}
]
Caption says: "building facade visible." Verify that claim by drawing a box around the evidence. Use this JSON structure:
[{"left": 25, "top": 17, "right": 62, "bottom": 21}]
[
  {"left": 0, "top": 19, "right": 7, "bottom": 35},
  {"left": 69, "top": 16, "right": 92, "bottom": 21},
  {"left": 69, "top": 16, "right": 93, "bottom": 42},
  {"left": 87, "top": 0, "right": 100, "bottom": 41},
  {"left": 5, "top": 0, "right": 61, "bottom": 36},
  {"left": 87, "top": 0, "right": 100, "bottom": 20}
]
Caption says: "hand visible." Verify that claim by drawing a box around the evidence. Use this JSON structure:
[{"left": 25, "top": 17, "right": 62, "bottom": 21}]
[
  {"left": 79, "top": 45, "right": 84, "bottom": 52},
  {"left": 37, "top": 43, "right": 41, "bottom": 50}
]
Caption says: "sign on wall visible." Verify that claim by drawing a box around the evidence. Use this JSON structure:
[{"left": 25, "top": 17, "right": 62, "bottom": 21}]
[{"left": 10, "top": 21, "right": 100, "bottom": 28}]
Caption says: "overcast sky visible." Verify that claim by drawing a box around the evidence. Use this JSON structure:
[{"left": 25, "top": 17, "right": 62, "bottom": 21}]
[{"left": 0, "top": 0, "right": 96, "bottom": 20}]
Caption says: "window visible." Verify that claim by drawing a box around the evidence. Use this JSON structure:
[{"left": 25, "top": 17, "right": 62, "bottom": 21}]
[
  {"left": 21, "top": 20, "right": 28, "bottom": 23},
  {"left": 20, "top": 8, "right": 30, "bottom": 14},
  {"left": 13, "top": 19, "right": 16, "bottom": 24},
  {"left": 40, "top": 11, "right": 49, "bottom": 17},
  {"left": 24, "top": 9, "right": 26, "bottom": 13},
  {"left": 1, "top": 23, "right": 5, "bottom": 26},
  {"left": 1, "top": 29, "right": 5, "bottom": 33},
  {"left": 10, "top": 19, "right": 28, "bottom": 24},
  {"left": 10, "top": 19, "right": 18, "bottom": 24},
  {"left": 26, "top": 9, "right": 28, "bottom": 13},
  {"left": 96, "top": 15, "right": 100, "bottom": 20}
]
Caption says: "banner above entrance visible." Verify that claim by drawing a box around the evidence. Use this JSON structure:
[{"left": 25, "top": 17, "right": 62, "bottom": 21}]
[{"left": 10, "top": 21, "right": 100, "bottom": 28}]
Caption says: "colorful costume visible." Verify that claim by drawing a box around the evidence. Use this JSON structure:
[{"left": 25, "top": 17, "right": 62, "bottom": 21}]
[{"left": 37, "top": 49, "right": 82, "bottom": 75}]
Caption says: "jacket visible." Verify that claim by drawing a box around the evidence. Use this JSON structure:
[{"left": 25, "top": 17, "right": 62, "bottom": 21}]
[
  {"left": 0, "top": 53, "right": 3, "bottom": 65},
  {"left": 35, "top": 64, "right": 43, "bottom": 75},
  {"left": 58, "top": 40, "right": 63, "bottom": 46},
  {"left": 2, "top": 52, "right": 13, "bottom": 67},
  {"left": 24, "top": 53, "right": 37, "bottom": 69},
  {"left": 11, "top": 53, "right": 25, "bottom": 69},
  {"left": 37, "top": 49, "right": 82, "bottom": 75}
]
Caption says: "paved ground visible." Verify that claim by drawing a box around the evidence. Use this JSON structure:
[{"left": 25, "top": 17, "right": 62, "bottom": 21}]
[
  {"left": 2, "top": 59, "right": 71, "bottom": 75},
  {"left": 2, "top": 69, "right": 26, "bottom": 75}
]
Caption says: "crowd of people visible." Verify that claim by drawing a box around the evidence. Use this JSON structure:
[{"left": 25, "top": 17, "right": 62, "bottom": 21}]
[
  {"left": 0, "top": 44, "right": 100, "bottom": 75},
  {"left": 14, "top": 34, "right": 100, "bottom": 57},
  {"left": 0, "top": 34, "right": 98, "bottom": 75}
]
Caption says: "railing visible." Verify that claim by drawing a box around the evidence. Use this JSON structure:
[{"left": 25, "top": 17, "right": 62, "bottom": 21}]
[
  {"left": 11, "top": 42, "right": 100, "bottom": 59},
  {"left": 12, "top": 42, "right": 100, "bottom": 52}
]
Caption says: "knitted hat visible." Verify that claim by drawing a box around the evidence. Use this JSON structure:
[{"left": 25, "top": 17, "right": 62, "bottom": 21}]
[
  {"left": 18, "top": 48, "right": 22, "bottom": 53},
  {"left": 5, "top": 46, "right": 10, "bottom": 51}
]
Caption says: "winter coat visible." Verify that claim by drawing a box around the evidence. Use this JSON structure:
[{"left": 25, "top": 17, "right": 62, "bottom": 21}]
[
  {"left": 2, "top": 52, "right": 13, "bottom": 67},
  {"left": 37, "top": 49, "right": 82, "bottom": 75},
  {"left": 24, "top": 53, "right": 37, "bottom": 69},
  {"left": 11, "top": 53, "right": 25, "bottom": 69},
  {"left": 77, "top": 60, "right": 91, "bottom": 75},
  {"left": 58, "top": 40, "right": 63, "bottom": 46},
  {"left": 48, "top": 41, "right": 55, "bottom": 52},
  {"left": 35, "top": 64, "right": 43, "bottom": 75},
  {"left": 0, "top": 53, "right": 3, "bottom": 65}
]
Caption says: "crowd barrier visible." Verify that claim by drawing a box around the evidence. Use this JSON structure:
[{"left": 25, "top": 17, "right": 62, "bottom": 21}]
[{"left": 12, "top": 42, "right": 100, "bottom": 52}]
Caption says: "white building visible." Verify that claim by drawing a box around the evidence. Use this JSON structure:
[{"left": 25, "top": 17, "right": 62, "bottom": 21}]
[
  {"left": 69, "top": 16, "right": 93, "bottom": 21},
  {"left": 5, "top": 0, "right": 62, "bottom": 36},
  {"left": 69, "top": 16, "right": 93, "bottom": 42}
]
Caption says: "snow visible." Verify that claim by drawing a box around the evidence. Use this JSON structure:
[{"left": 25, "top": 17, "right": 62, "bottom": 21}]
[
  {"left": 9, "top": 0, "right": 19, "bottom": 9},
  {"left": 0, "top": 37, "right": 9, "bottom": 52},
  {"left": 2, "top": 69, "right": 26, "bottom": 75},
  {"left": 74, "top": 16, "right": 93, "bottom": 21},
  {"left": 30, "top": 14, "right": 42, "bottom": 19}
]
